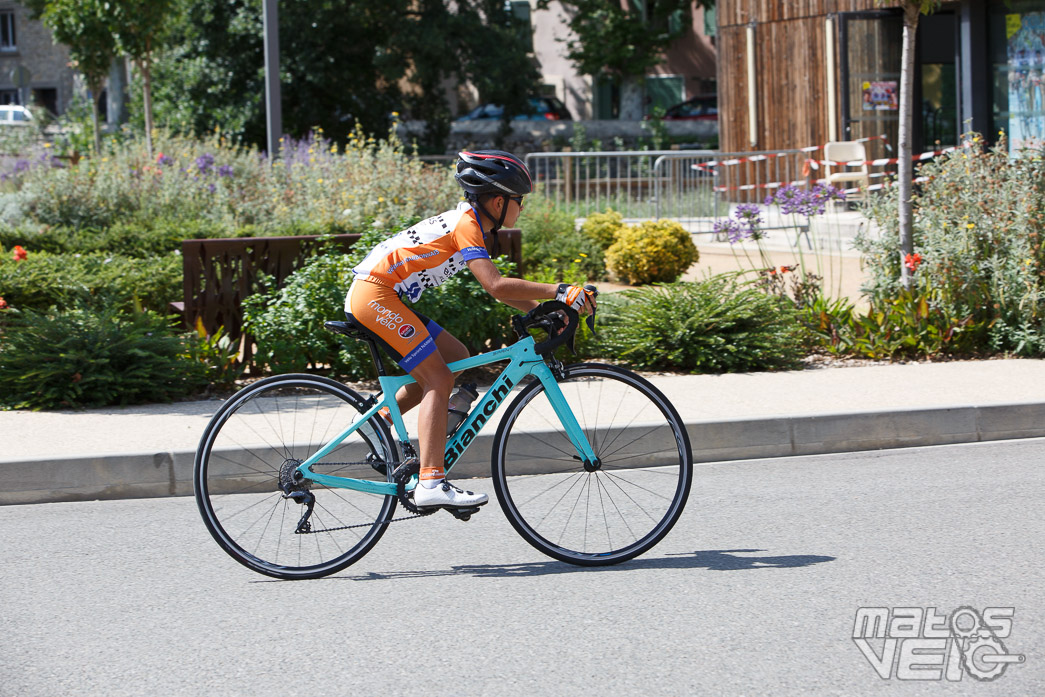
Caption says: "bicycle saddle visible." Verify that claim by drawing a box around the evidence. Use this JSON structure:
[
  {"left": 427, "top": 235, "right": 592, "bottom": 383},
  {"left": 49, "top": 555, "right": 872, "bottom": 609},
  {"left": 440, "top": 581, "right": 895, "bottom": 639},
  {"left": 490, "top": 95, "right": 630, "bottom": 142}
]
[{"left": 324, "top": 315, "right": 371, "bottom": 340}]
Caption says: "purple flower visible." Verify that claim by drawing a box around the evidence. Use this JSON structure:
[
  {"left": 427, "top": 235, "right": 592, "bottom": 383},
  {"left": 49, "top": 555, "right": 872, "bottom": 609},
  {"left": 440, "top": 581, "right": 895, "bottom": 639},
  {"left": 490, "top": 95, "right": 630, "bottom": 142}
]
[
  {"left": 13, "top": 159, "right": 29, "bottom": 174},
  {"left": 217, "top": 164, "right": 234, "bottom": 178},
  {"left": 196, "top": 153, "right": 215, "bottom": 175},
  {"left": 714, "top": 217, "right": 748, "bottom": 244},
  {"left": 156, "top": 154, "right": 173, "bottom": 167},
  {"left": 771, "top": 184, "right": 807, "bottom": 216},
  {"left": 732, "top": 203, "right": 765, "bottom": 240},
  {"left": 207, "top": 183, "right": 217, "bottom": 194}
]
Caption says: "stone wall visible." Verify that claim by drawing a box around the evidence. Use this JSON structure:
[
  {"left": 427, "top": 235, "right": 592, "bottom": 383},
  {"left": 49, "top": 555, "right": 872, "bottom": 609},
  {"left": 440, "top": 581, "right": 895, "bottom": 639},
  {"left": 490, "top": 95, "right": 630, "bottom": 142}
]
[
  {"left": 397, "top": 119, "right": 718, "bottom": 158},
  {"left": 0, "top": 4, "right": 74, "bottom": 114}
]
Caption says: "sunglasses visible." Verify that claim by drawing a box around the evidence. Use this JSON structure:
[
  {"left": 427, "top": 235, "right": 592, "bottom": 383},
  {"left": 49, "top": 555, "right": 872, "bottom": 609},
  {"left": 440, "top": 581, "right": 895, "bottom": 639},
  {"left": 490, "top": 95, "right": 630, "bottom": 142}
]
[{"left": 509, "top": 196, "right": 524, "bottom": 206}]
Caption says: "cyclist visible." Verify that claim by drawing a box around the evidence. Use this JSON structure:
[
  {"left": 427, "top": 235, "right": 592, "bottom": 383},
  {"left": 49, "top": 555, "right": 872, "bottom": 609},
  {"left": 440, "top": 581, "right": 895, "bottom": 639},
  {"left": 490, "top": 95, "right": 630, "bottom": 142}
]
[{"left": 345, "top": 150, "right": 596, "bottom": 510}]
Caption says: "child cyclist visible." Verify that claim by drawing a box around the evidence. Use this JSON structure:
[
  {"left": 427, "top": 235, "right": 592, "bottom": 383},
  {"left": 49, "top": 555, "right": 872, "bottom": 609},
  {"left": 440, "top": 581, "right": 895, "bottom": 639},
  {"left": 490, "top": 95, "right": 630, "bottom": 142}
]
[{"left": 345, "top": 150, "right": 596, "bottom": 510}]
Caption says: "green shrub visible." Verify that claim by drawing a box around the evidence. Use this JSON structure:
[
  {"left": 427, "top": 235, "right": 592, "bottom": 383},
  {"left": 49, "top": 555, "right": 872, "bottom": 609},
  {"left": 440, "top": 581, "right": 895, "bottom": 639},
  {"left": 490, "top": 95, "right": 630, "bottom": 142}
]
[
  {"left": 0, "top": 304, "right": 209, "bottom": 409},
  {"left": 858, "top": 134, "right": 1045, "bottom": 356},
  {"left": 589, "top": 278, "right": 805, "bottom": 373},
  {"left": 244, "top": 230, "right": 521, "bottom": 377},
  {"left": 243, "top": 250, "right": 370, "bottom": 377},
  {"left": 517, "top": 195, "right": 604, "bottom": 281},
  {"left": 605, "top": 219, "right": 698, "bottom": 285},
  {"left": 579, "top": 208, "right": 624, "bottom": 250},
  {"left": 0, "top": 250, "right": 181, "bottom": 314}
]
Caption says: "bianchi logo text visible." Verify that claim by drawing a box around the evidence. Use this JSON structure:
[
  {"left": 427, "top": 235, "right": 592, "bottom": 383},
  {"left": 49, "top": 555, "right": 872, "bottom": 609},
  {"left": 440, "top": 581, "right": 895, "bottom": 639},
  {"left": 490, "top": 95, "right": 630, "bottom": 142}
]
[{"left": 853, "top": 606, "right": 1025, "bottom": 682}]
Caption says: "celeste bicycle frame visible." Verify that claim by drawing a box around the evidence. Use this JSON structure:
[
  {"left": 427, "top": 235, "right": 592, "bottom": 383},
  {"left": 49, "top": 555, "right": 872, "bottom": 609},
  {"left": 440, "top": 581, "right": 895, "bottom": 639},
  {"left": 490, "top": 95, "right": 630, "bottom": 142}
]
[{"left": 295, "top": 333, "right": 598, "bottom": 496}]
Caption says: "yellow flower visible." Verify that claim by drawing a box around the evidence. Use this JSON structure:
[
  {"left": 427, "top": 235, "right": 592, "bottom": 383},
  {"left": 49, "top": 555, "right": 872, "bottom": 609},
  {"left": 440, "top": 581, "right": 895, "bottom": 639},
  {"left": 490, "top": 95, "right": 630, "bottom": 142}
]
[
  {"left": 966, "top": 223, "right": 975, "bottom": 229},
  {"left": 378, "top": 196, "right": 385, "bottom": 203},
  {"left": 43, "top": 142, "right": 51, "bottom": 148},
  {"left": 317, "top": 178, "right": 324, "bottom": 184},
  {"left": 579, "top": 253, "right": 588, "bottom": 257}
]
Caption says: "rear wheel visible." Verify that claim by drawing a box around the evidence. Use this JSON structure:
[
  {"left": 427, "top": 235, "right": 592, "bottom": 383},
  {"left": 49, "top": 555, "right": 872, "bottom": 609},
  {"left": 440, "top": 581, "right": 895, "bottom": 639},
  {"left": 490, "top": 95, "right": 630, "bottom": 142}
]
[
  {"left": 492, "top": 363, "right": 692, "bottom": 565},
  {"left": 194, "top": 374, "right": 397, "bottom": 579}
]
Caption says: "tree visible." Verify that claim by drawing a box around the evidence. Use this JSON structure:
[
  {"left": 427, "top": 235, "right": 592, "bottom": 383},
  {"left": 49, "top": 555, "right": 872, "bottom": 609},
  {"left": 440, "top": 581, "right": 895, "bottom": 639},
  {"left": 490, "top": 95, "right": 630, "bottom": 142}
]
[
  {"left": 539, "top": 0, "right": 710, "bottom": 119},
  {"left": 147, "top": 0, "right": 539, "bottom": 151},
  {"left": 25, "top": 0, "right": 116, "bottom": 153},
  {"left": 888, "top": 0, "right": 941, "bottom": 289},
  {"left": 109, "top": 0, "right": 177, "bottom": 158}
]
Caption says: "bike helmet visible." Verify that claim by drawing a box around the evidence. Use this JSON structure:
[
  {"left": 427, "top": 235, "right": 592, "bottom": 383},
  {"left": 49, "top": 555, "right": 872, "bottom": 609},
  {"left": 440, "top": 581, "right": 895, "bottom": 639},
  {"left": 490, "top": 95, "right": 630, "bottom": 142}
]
[
  {"left": 455, "top": 150, "right": 533, "bottom": 233},
  {"left": 456, "top": 150, "right": 532, "bottom": 197}
]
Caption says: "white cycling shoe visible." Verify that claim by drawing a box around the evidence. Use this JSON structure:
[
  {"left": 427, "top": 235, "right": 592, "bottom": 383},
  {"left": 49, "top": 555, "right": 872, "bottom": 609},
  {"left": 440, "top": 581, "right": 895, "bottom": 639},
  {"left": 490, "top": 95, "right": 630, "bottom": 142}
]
[{"left": 413, "top": 480, "right": 489, "bottom": 509}]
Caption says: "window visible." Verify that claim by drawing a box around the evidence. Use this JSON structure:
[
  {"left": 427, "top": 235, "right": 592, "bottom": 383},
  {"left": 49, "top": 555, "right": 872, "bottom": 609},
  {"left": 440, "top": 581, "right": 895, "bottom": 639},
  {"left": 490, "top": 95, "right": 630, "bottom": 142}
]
[
  {"left": 0, "top": 10, "right": 16, "bottom": 52},
  {"left": 0, "top": 89, "right": 17, "bottom": 105},
  {"left": 506, "top": 0, "right": 532, "bottom": 53}
]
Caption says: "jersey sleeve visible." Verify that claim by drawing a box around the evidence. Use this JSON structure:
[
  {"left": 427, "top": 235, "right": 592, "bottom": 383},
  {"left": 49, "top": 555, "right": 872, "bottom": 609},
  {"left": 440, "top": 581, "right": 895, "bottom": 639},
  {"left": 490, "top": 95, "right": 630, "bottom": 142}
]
[{"left": 451, "top": 214, "right": 490, "bottom": 262}]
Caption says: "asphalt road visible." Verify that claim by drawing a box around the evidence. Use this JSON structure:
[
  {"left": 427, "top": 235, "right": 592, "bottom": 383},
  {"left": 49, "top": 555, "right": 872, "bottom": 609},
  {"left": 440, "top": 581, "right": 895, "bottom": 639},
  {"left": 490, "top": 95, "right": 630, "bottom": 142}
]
[{"left": 2, "top": 439, "right": 1042, "bottom": 696}]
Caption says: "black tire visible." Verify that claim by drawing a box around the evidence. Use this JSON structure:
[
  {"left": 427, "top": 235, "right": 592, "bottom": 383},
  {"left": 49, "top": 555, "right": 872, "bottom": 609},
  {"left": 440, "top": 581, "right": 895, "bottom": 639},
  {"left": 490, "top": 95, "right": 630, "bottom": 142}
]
[
  {"left": 492, "top": 363, "right": 692, "bottom": 565},
  {"left": 194, "top": 374, "right": 398, "bottom": 579}
]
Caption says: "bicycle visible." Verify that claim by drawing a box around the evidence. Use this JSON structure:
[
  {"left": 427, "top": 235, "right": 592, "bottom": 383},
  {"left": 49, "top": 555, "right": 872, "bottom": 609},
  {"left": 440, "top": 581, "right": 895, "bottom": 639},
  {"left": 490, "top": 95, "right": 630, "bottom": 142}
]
[{"left": 194, "top": 300, "right": 693, "bottom": 579}]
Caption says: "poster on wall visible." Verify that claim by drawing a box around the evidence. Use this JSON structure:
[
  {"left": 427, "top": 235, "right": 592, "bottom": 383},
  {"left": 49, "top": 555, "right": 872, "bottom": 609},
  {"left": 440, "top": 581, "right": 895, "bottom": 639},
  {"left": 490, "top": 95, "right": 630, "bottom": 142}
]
[
  {"left": 862, "top": 81, "right": 899, "bottom": 111},
  {"left": 1005, "top": 12, "right": 1045, "bottom": 152}
]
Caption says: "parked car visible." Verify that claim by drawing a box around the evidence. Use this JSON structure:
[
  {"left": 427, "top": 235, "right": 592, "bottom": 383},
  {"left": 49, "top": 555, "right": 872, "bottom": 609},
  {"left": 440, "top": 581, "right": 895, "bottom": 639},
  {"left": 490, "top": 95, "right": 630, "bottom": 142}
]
[
  {"left": 658, "top": 95, "right": 718, "bottom": 121},
  {"left": 0, "top": 105, "right": 34, "bottom": 126},
  {"left": 456, "top": 96, "right": 573, "bottom": 121}
]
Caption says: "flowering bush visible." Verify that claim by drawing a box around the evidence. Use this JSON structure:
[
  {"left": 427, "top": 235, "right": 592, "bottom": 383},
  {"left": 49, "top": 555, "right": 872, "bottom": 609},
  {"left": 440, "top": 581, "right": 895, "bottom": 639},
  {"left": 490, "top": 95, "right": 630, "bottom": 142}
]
[
  {"left": 12, "top": 125, "right": 460, "bottom": 237},
  {"left": 579, "top": 208, "right": 625, "bottom": 250},
  {"left": 605, "top": 219, "right": 698, "bottom": 285},
  {"left": 858, "top": 133, "right": 1045, "bottom": 355},
  {"left": 518, "top": 195, "right": 604, "bottom": 281}
]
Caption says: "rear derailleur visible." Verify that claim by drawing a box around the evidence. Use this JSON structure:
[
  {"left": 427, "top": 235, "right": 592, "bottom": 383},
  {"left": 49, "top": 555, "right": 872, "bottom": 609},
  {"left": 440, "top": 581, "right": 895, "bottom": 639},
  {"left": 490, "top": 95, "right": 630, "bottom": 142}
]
[{"left": 279, "top": 458, "right": 315, "bottom": 534}]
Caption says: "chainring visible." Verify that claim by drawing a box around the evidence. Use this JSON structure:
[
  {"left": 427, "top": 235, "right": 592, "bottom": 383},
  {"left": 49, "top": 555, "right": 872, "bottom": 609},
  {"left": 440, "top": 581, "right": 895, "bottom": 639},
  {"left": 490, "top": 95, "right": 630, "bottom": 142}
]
[{"left": 393, "top": 458, "right": 435, "bottom": 516}]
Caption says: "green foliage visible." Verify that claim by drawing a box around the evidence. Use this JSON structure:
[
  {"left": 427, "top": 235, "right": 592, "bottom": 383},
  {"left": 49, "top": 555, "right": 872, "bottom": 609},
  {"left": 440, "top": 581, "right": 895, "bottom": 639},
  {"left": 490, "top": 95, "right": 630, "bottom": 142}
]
[
  {"left": 147, "top": 0, "right": 539, "bottom": 150},
  {"left": 244, "top": 227, "right": 520, "bottom": 376},
  {"left": 588, "top": 278, "right": 806, "bottom": 373},
  {"left": 0, "top": 303, "right": 208, "bottom": 409},
  {"left": 579, "top": 208, "right": 624, "bottom": 251},
  {"left": 518, "top": 195, "right": 603, "bottom": 281},
  {"left": 243, "top": 250, "right": 370, "bottom": 377},
  {"left": 537, "top": 0, "right": 702, "bottom": 79},
  {"left": 14, "top": 128, "right": 459, "bottom": 236},
  {"left": 857, "top": 134, "right": 1045, "bottom": 356},
  {"left": 0, "top": 250, "right": 181, "bottom": 315},
  {"left": 605, "top": 219, "right": 698, "bottom": 285}
]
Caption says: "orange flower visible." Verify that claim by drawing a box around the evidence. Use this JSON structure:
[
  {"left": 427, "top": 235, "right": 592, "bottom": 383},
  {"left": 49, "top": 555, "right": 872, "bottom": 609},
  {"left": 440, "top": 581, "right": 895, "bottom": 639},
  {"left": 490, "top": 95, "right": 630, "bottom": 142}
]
[
  {"left": 0, "top": 296, "right": 7, "bottom": 309},
  {"left": 904, "top": 253, "right": 923, "bottom": 272},
  {"left": 12, "top": 245, "right": 27, "bottom": 261}
]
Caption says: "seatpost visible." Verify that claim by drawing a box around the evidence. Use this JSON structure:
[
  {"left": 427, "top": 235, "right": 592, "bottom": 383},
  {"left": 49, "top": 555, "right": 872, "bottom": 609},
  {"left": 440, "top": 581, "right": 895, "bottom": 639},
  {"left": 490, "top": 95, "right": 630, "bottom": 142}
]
[{"left": 364, "top": 338, "right": 387, "bottom": 377}]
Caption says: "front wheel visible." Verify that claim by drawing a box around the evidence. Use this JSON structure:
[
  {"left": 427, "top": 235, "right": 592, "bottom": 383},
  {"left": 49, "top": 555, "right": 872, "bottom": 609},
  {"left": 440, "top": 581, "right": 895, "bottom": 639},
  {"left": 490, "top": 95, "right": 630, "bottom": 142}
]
[{"left": 492, "top": 363, "right": 692, "bottom": 565}]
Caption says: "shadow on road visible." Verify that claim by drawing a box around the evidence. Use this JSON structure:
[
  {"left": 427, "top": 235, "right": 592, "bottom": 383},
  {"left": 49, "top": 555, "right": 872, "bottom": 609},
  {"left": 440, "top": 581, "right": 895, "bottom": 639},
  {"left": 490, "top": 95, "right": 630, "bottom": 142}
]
[{"left": 329, "top": 548, "right": 836, "bottom": 581}]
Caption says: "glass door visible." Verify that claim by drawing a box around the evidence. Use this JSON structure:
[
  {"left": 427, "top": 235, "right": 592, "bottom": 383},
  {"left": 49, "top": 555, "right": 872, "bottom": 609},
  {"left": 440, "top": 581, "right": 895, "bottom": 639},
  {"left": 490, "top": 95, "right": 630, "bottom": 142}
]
[{"left": 840, "top": 11, "right": 903, "bottom": 160}]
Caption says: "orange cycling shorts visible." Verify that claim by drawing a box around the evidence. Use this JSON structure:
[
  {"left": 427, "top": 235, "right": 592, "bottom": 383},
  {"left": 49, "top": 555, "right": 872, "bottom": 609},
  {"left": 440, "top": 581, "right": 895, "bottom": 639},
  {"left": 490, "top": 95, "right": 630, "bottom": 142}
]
[{"left": 345, "top": 279, "right": 443, "bottom": 372}]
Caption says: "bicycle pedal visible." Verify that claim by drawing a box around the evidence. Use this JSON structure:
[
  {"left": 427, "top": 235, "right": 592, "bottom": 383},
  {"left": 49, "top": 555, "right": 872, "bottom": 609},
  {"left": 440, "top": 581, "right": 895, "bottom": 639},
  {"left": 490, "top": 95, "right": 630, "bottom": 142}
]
[{"left": 446, "top": 506, "right": 481, "bottom": 521}]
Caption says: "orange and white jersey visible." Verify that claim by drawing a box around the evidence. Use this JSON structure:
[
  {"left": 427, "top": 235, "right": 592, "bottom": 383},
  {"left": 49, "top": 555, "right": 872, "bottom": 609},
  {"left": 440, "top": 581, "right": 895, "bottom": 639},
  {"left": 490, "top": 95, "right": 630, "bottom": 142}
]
[{"left": 351, "top": 202, "right": 490, "bottom": 302}]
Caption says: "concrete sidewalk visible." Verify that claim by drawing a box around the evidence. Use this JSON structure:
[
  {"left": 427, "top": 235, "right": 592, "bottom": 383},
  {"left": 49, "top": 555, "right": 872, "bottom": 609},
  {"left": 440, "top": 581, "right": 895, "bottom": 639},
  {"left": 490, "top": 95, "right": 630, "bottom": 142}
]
[{"left": 3, "top": 359, "right": 1045, "bottom": 505}]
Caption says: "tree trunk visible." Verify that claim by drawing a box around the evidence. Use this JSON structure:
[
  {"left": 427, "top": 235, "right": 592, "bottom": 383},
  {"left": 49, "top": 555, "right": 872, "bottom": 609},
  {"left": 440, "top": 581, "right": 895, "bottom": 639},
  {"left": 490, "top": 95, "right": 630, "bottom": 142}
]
[
  {"left": 897, "top": 4, "right": 920, "bottom": 290},
  {"left": 619, "top": 76, "right": 644, "bottom": 120},
  {"left": 89, "top": 80, "right": 102, "bottom": 154},
  {"left": 141, "top": 39, "right": 154, "bottom": 159}
]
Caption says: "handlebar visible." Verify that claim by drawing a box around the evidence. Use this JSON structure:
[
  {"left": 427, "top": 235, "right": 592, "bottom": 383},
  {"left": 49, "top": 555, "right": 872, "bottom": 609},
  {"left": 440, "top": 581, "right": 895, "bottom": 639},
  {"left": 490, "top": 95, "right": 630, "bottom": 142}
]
[{"left": 512, "top": 285, "right": 598, "bottom": 357}]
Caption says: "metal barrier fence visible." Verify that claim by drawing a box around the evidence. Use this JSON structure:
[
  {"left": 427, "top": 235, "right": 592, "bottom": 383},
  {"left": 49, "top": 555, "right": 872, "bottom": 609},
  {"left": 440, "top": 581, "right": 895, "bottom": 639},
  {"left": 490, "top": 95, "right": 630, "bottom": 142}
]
[{"left": 525, "top": 149, "right": 815, "bottom": 234}]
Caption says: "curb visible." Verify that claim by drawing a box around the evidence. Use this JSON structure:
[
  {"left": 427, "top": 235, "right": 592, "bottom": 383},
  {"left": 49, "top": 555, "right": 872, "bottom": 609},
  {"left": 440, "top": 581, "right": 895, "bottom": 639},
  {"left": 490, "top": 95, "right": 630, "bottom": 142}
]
[{"left": 3, "top": 401, "right": 1045, "bottom": 506}]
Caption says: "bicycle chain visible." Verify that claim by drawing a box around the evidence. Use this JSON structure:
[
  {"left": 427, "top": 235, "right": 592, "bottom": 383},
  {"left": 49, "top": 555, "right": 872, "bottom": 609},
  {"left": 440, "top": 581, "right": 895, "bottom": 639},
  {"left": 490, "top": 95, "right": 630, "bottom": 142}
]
[{"left": 298, "top": 459, "right": 433, "bottom": 534}]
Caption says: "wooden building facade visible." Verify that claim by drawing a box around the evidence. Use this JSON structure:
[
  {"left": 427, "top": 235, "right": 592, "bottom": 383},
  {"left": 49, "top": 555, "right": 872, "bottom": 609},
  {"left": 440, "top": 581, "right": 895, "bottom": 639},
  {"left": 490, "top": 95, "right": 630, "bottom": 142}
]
[{"left": 717, "top": 0, "right": 1045, "bottom": 160}]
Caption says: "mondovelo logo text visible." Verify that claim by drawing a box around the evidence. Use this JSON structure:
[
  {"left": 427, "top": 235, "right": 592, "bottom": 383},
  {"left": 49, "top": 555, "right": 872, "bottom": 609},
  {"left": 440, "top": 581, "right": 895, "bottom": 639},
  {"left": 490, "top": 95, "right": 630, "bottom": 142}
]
[
  {"left": 367, "top": 299, "right": 415, "bottom": 343},
  {"left": 853, "top": 606, "right": 1025, "bottom": 682},
  {"left": 444, "top": 374, "right": 514, "bottom": 467}
]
